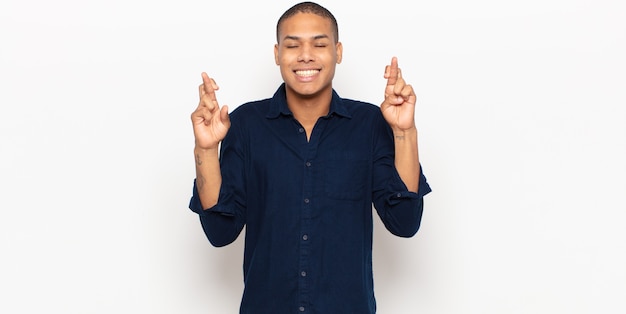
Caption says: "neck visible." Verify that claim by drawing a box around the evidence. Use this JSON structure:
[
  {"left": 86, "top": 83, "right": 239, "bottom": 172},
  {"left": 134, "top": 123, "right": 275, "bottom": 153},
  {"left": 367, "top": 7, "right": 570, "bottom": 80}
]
[
  {"left": 285, "top": 87, "right": 332, "bottom": 125},
  {"left": 285, "top": 86, "right": 332, "bottom": 140}
]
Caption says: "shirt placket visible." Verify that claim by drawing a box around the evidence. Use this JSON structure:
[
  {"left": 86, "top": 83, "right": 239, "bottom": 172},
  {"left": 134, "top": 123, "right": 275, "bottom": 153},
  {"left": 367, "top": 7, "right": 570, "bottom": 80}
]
[{"left": 296, "top": 117, "right": 328, "bottom": 313}]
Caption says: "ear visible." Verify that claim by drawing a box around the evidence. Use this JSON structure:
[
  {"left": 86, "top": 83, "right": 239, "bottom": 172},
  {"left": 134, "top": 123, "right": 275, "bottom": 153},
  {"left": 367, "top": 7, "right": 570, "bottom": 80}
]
[
  {"left": 336, "top": 42, "right": 343, "bottom": 64},
  {"left": 274, "top": 44, "right": 280, "bottom": 65}
]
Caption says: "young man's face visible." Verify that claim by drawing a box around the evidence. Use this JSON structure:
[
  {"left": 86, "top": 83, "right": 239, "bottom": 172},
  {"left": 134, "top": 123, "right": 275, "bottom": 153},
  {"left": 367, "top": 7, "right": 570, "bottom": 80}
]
[{"left": 274, "top": 12, "right": 342, "bottom": 99}]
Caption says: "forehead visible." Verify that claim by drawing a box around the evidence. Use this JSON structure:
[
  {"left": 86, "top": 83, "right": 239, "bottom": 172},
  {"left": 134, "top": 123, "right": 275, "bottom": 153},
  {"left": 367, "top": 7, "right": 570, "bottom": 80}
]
[{"left": 278, "top": 12, "right": 334, "bottom": 41}]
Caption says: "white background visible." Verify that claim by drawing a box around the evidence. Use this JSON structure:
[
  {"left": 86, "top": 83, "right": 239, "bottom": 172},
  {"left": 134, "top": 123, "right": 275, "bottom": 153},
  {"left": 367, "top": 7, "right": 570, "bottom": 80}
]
[{"left": 1, "top": 0, "right": 625, "bottom": 313}]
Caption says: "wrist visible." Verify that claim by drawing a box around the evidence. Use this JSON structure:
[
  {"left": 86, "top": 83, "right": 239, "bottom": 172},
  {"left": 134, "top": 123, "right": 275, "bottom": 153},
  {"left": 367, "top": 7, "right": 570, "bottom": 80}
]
[
  {"left": 194, "top": 136, "right": 222, "bottom": 151},
  {"left": 391, "top": 126, "right": 417, "bottom": 138},
  {"left": 194, "top": 145, "right": 220, "bottom": 155}
]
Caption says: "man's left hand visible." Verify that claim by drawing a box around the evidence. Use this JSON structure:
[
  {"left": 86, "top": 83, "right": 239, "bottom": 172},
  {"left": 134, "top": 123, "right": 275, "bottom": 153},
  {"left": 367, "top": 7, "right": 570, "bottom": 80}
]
[{"left": 380, "top": 57, "right": 417, "bottom": 132}]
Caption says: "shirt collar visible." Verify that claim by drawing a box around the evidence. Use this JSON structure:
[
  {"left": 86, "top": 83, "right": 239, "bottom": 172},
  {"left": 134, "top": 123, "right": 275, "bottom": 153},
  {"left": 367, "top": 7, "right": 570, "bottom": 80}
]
[{"left": 265, "top": 83, "right": 352, "bottom": 119}]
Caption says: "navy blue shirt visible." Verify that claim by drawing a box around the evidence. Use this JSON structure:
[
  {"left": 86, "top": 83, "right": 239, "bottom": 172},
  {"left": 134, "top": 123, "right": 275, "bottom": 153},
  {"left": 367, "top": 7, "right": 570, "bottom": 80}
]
[{"left": 189, "top": 84, "right": 431, "bottom": 314}]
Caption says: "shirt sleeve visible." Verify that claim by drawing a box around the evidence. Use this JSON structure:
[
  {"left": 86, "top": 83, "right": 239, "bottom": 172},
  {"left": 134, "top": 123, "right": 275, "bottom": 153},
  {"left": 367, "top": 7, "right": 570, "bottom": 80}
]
[
  {"left": 188, "top": 122, "right": 247, "bottom": 247},
  {"left": 371, "top": 113, "right": 432, "bottom": 238}
]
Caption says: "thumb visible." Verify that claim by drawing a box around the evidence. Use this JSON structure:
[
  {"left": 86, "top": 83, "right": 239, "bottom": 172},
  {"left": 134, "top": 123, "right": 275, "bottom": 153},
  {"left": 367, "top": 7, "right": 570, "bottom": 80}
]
[{"left": 220, "top": 105, "right": 230, "bottom": 123}]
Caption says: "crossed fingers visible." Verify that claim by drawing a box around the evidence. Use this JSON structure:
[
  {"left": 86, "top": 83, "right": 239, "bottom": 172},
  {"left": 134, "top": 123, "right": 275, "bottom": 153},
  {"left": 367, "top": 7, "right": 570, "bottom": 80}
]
[
  {"left": 198, "top": 72, "right": 220, "bottom": 112},
  {"left": 384, "top": 57, "right": 414, "bottom": 104}
]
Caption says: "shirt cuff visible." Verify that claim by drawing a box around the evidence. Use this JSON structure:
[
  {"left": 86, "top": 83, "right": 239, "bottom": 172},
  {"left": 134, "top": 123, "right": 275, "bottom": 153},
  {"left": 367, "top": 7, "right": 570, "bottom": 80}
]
[
  {"left": 387, "top": 166, "right": 432, "bottom": 205},
  {"left": 188, "top": 179, "right": 236, "bottom": 217}
]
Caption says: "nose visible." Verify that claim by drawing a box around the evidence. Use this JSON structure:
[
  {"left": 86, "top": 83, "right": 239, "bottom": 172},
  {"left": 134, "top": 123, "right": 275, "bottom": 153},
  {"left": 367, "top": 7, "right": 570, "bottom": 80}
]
[{"left": 297, "top": 43, "right": 314, "bottom": 62}]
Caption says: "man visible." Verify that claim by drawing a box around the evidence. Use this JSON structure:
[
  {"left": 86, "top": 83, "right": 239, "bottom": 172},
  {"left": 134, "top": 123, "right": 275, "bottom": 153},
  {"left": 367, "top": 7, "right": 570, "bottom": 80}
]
[{"left": 189, "top": 2, "right": 431, "bottom": 313}]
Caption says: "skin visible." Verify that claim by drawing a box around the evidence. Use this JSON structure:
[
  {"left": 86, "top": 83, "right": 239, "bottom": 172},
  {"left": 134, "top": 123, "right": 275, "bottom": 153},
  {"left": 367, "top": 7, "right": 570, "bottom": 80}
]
[
  {"left": 191, "top": 12, "right": 421, "bottom": 209},
  {"left": 273, "top": 12, "right": 342, "bottom": 136}
]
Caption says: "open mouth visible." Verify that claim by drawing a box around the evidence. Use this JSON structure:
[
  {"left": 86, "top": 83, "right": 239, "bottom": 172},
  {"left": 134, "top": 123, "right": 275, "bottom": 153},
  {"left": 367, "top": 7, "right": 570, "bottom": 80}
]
[{"left": 295, "top": 69, "right": 320, "bottom": 77}]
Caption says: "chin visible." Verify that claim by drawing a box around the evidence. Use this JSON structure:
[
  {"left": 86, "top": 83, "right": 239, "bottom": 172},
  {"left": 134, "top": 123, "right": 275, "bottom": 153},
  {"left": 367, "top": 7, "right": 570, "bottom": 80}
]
[{"left": 286, "top": 83, "right": 317, "bottom": 95}]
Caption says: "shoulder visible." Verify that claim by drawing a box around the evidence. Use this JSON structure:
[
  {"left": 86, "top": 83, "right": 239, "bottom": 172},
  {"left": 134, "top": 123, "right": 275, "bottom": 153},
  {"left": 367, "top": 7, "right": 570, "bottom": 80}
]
[
  {"left": 229, "top": 98, "right": 272, "bottom": 120},
  {"left": 338, "top": 97, "right": 392, "bottom": 138},
  {"left": 340, "top": 97, "right": 384, "bottom": 120}
]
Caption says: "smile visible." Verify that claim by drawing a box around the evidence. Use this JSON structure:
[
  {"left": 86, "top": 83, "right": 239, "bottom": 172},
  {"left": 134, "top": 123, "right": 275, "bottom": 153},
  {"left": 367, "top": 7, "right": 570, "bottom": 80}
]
[{"left": 295, "top": 69, "right": 320, "bottom": 77}]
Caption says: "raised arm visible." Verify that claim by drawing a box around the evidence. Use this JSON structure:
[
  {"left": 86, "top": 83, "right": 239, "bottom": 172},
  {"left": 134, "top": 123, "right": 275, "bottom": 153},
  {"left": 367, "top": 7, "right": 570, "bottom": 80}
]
[
  {"left": 191, "top": 72, "right": 231, "bottom": 209},
  {"left": 380, "top": 57, "right": 420, "bottom": 193}
]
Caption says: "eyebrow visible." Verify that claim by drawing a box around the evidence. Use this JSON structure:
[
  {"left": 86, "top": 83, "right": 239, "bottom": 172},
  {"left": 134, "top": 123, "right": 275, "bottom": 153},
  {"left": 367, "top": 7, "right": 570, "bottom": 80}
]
[{"left": 282, "top": 34, "right": 330, "bottom": 41}]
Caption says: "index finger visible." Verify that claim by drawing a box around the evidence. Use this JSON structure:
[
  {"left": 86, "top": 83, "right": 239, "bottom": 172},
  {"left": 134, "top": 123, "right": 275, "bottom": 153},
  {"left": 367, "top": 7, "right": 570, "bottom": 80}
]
[{"left": 385, "top": 57, "right": 399, "bottom": 86}]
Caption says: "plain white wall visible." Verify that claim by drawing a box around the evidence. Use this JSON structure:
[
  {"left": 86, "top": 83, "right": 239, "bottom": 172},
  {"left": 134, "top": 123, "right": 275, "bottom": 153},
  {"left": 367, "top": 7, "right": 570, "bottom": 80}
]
[{"left": 1, "top": 0, "right": 625, "bottom": 313}]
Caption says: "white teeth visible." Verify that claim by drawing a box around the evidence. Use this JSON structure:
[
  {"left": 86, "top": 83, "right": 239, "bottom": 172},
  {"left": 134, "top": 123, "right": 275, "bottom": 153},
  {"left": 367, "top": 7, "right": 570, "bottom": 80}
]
[{"left": 295, "top": 70, "right": 319, "bottom": 77}]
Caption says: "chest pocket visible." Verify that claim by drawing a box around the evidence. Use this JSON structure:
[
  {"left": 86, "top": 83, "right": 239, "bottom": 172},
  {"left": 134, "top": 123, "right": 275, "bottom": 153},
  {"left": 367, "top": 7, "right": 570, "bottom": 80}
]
[{"left": 323, "top": 159, "right": 370, "bottom": 200}]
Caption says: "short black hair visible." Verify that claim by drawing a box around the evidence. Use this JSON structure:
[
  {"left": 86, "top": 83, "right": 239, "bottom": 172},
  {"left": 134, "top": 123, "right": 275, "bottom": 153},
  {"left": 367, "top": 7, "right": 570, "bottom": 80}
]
[{"left": 276, "top": 2, "right": 339, "bottom": 43}]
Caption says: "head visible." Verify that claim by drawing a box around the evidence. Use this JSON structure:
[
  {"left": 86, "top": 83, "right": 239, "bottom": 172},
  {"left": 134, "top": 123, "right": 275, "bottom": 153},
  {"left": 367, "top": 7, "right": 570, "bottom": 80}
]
[
  {"left": 276, "top": 2, "right": 339, "bottom": 44},
  {"left": 274, "top": 2, "right": 343, "bottom": 99}
]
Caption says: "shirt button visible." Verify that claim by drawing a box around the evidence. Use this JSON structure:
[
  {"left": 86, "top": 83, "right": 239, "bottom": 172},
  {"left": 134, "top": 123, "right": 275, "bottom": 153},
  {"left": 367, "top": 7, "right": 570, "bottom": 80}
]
[
  {"left": 305, "top": 161, "right": 311, "bottom": 167},
  {"left": 301, "top": 271, "right": 307, "bottom": 277},
  {"left": 304, "top": 198, "right": 310, "bottom": 204},
  {"left": 298, "top": 128, "right": 305, "bottom": 133},
  {"left": 302, "top": 234, "right": 308, "bottom": 241},
  {"left": 396, "top": 193, "right": 402, "bottom": 198},
  {"left": 299, "top": 306, "right": 305, "bottom": 312}
]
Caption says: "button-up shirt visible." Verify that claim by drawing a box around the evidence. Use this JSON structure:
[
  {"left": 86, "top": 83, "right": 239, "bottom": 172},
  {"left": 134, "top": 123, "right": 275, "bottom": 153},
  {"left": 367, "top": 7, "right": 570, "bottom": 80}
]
[{"left": 189, "top": 84, "right": 431, "bottom": 314}]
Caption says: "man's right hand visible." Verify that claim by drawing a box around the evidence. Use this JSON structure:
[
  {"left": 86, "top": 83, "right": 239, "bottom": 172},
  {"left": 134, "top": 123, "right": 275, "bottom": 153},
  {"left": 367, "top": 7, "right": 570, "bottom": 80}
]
[{"left": 191, "top": 72, "right": 231, "bottom": 150}]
